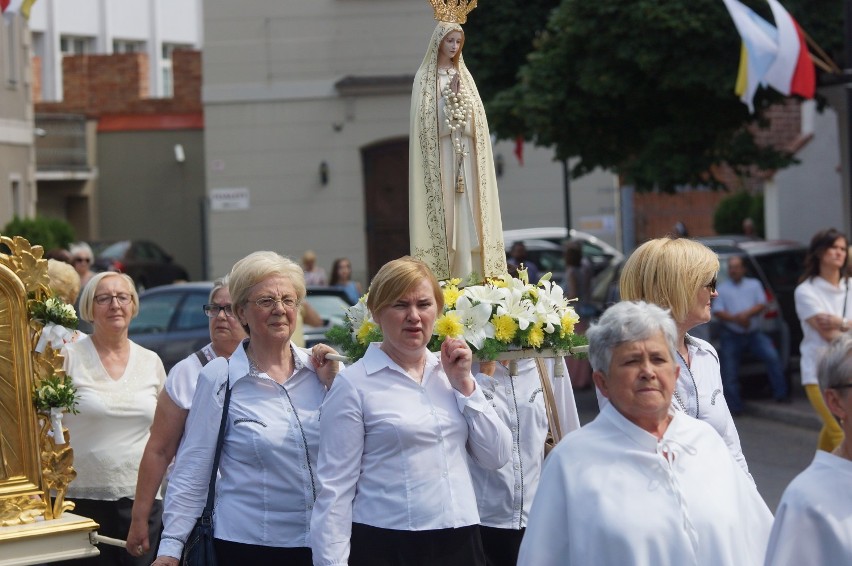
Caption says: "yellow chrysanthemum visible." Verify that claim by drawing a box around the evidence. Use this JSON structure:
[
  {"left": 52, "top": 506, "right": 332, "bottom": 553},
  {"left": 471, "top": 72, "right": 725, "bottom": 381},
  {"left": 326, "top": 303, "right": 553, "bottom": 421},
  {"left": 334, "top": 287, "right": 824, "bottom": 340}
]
[
  {"left": 561, "top": 309, "right": 581, "bottom": 337},
  {"left": 527, "top": 323, "right": 545, "bottom": 348},
  {"left": 491, "top": 278, "right": 508, "bottom": 288},
  {"left": 435, "top": 312, "right": 463, "bottom": 339},
  {"left": 492, "top": 314, "right": 518, "bottom": 343},
  {"left": 443, "top": 286, "right": 461, "bottom": 309},
  {"left": 448, "top": 278, "right": 462, "bottom": 286},
  {"left": 527, "top": 288, "right": 538, "bottom": 300},
  {"left": 356, "top": 321, "right": 377, "bottom": 345}
]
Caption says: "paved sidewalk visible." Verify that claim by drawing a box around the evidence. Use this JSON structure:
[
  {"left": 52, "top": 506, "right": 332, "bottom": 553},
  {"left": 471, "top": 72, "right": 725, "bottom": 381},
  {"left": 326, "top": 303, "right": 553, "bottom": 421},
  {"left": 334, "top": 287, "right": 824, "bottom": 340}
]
[{"left": 743, "top": 379, "right": 821, "bottom": 431}]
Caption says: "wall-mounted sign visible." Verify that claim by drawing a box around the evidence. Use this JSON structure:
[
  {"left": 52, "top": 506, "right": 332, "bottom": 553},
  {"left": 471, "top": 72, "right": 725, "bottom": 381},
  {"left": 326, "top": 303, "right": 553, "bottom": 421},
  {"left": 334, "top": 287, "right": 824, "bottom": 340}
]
[{"left": 209, "top": 188, "right": 250, "bottom": 211}]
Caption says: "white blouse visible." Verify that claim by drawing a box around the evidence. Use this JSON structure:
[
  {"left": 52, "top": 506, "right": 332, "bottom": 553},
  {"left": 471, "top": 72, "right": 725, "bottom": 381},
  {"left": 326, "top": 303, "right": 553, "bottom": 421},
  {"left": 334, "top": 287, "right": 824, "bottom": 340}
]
[
  {"left": 794, "top": 276, "right": 852, "bottom": 386},
  {"left": 164, "top": 342, "right": 216, "bottom": 410},
  {"left": 158, "top": 340, "right": 326, "bottom": 559},
  {"left": 764, "top": 450, "right": 852, "bottom": 565},
  {"left": 62, "top": 336, "right": 165, "bottom": 500},
  {"left": 310, "top": 343, "right": 512, "bottom": 566},
  {"left": 518, "top": 404, "right": 773, "bottom": 566},
  {"left": 598, "top": 335, "right": 750, "bottom": 476},
  {"left": 469, "top": 357, "right": 581, "bottom": 529}
]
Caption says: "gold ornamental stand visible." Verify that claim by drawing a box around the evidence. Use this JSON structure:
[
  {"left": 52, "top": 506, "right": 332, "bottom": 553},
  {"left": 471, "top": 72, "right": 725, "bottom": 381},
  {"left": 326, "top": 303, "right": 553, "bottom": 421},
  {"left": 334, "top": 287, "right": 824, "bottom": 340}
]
[{"left": 0, "top": 237, "right": 99, "bottom": 564}]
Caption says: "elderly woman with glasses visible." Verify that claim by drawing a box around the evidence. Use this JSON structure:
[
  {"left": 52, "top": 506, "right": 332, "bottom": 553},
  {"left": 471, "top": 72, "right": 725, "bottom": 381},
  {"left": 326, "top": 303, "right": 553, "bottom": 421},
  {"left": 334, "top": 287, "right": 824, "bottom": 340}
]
[
  {"left": 518, "top": 301, "right": 773, "bottom": 566},
  {"left": 618, "top": 236, "right": 750, "bottom": 475},
  {"left": 55, "top": 272, "right": 166, "bottom": 566},
  {"left": 764, "top": 333, "right": 852, "bottom": 565},
  {"left": 310, "top": 257, "right": 511, "bottom": 566},
  {"left": 125, "top": 275, "right": 247, "bottom": 558},
  {"left": 153, "top": 252, "right": 339, "bottom": 566}
]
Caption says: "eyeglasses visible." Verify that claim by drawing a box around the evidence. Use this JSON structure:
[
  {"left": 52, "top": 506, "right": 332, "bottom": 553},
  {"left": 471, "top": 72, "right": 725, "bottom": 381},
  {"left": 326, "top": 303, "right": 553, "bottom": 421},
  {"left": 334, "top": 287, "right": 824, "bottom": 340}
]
[
  {"left": 73, "top": 257, "right": 92, "bottom": 264},
  {"left": 252, "top": 296, "right": 299, "bottom": 311},
  {"left": 94, "top": 293, "right": 132, "bottom": 306},
  {"left": 203, "top": 304, "right": 234, "bottom": 318},
  {"left": 830, "top": 383, "right": 852, "bottom": 391},
  {"left": 704, "top": 277, "right": 717, "bottom": 293}
]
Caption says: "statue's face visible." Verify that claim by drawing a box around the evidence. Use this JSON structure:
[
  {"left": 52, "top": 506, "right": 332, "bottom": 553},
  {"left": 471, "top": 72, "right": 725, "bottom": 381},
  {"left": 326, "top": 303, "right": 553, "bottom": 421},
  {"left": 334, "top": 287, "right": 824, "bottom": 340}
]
[{"left": 440, "top": 31, "right": 463, "bottom": 61}]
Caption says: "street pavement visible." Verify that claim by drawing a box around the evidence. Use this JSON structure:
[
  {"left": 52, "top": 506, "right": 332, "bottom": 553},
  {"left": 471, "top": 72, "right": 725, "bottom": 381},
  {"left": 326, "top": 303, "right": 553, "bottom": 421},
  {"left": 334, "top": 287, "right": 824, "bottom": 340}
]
[{"left": 572, "top": 378, "right": 819, "bottom": 512}]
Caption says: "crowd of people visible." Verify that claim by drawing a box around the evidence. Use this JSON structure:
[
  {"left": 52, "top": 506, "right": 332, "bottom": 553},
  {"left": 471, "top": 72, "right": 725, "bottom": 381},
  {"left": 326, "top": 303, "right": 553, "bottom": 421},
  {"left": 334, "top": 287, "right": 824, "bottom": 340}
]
[{"left": 31, "top": 229, "right": 852, "bottom": 566}]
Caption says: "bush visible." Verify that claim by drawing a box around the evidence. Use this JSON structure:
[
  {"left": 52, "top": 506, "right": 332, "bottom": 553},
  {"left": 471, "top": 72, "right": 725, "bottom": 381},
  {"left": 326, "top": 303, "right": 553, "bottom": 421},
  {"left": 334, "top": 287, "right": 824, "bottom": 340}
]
[
  {"left": 2, "top": 216, "right": 76, "bottom": 252},
  {"left": 713, "top": 191, "right": 764, "bottom": 237}
]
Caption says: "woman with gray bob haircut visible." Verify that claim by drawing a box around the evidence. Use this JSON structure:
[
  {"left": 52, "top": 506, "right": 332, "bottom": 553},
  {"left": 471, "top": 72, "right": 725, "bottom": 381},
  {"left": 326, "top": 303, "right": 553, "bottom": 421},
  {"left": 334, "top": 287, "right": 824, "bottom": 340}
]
[
  {"left": 518, "top": 301, "right": 773, "bottom": 566},
  {"left": 764, "top": 332, "right": 852, "bottom": 565}
]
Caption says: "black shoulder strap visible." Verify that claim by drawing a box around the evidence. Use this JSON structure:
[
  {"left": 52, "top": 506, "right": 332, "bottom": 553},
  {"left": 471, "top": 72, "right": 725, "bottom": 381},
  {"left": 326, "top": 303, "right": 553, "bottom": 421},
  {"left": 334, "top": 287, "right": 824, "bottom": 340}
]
[
  {"left": 195, "top": 349, "right": 210, "bottom": 367},
  {"left": 201, "top": 374, "right": 231, "bottom": 516}
]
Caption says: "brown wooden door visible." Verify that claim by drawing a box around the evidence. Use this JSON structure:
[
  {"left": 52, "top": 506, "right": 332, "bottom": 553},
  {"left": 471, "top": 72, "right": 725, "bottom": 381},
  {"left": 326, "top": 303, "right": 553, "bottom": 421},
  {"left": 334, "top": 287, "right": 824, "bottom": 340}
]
[{"left": 362, "top": 138, "right": 410, "bottom": 279}]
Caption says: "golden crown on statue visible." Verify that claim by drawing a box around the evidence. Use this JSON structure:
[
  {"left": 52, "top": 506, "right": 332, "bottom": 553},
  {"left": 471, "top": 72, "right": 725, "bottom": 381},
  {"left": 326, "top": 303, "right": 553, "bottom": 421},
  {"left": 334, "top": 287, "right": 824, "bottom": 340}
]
[{"left": 429, "top": 0, "right": 478, "bottom": 24}]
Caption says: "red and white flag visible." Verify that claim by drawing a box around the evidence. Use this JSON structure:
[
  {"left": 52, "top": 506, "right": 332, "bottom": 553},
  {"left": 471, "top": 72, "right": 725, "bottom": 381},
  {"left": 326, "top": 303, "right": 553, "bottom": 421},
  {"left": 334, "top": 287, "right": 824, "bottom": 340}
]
[{"left": 764, "top": 0, "right": 815, "bottom": 98}]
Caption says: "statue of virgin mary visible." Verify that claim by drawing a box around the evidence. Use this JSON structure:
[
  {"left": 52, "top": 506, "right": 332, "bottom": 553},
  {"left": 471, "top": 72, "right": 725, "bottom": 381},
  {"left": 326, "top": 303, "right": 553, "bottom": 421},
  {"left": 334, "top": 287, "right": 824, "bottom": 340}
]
[{"left": 409, "top": 17, "right": 507, "bottom": 281}]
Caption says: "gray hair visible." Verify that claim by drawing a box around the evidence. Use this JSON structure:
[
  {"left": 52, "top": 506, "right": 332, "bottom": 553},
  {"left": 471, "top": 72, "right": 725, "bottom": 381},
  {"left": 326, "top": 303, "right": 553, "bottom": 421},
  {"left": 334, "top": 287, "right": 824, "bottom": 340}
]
[
  {"left": 586, "top": 301, "right": 678, "bottom": 374},
  {"left": 68, "top": 241, "right": 94, "bottom": 259},
  {"left": 210, "top": 274, "right": 230, "bottom": 303},
  {"left": 818, "top": 333, "right": 852, "bottom": 391}
]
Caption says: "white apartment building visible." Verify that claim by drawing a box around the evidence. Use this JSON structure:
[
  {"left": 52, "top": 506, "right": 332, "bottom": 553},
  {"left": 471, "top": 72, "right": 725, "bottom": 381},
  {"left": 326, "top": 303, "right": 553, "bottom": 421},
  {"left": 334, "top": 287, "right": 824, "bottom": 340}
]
[{"left": 29, "top": 0, "right": 202, "bottom": 101}]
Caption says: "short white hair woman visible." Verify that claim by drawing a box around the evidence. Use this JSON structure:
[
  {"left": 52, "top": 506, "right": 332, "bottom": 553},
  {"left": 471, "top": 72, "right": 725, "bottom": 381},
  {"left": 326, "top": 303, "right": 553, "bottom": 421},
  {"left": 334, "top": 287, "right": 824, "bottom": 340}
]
[
  {"left": 153, "top": 252, "right": 339, "bottom": 566},
  {"left": 518, "top": 301, "right": 773, "bottom": 566}
]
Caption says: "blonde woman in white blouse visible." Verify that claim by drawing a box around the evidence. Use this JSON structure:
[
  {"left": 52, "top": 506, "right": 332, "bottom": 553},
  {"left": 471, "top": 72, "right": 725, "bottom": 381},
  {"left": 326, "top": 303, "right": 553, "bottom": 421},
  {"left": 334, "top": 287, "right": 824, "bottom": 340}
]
[
  {"left": 310, "top": 257, "right": 512, "bottom": 566},
  {"left": 57, "top": 272, "right": 166, "bottom": 566}
]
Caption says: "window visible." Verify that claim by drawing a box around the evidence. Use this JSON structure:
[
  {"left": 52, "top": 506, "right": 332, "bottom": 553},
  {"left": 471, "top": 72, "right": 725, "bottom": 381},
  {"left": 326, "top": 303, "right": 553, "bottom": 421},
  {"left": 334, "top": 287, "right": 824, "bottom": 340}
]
[
  {"left": 60, "top": 36, "right": 93, "bottom": 56},
  {"left": 159, "top": 43, "right": 191, "bottom": 97},
  {"left": 129, "top": 292, "right": 182, "bottom": 334},
  {"left": 174, "top": 291, "right": 210, "bottom": 331},
  {"left": 113, "top": 39, "right": 145, "bottom": 54},
  {"left": 4, "top": 14, "right": 18, "bottom": 88}
]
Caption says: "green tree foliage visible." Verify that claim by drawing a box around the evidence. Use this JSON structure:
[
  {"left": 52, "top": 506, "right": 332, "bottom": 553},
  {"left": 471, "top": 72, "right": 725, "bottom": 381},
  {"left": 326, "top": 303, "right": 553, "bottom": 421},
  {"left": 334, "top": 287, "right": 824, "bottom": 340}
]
[
  {"left": 2, "top": 216, "right": 75, "bottom": 251},
  {"left": 462, "top": 0, "right": 842, "bottom": 192},
  {"left": 713, "top": 191, "right": 764, "bottom": 236}
]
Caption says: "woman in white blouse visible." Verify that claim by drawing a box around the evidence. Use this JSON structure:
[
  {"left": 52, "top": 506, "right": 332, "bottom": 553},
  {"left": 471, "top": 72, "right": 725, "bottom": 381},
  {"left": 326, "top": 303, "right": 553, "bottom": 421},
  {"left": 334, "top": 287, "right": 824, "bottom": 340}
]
[
  {"left": 618, "top": 236, "right": 750, "bottom": 476},
  {"left": 153, "top": 252, "right": 339, "bottom": 566},
  {"left": 470, "top": 357, "right": 580, "bottom": 566},
  {"left": 518, "top": 301, "right": 772, "bottom": 566},
  {"left": 126, "top": 275, "right": 246, "bottom": 557},
  {"left": 57, "top": 272, "right": 166, "bottom": 566},
  {"left": 794, "top": 228, "right": 851, "bottom": 452},
  {"left": 310, "top": 256, "right": 512, "bottom": 566},
  {"left": 765, "top": 332, "right": 852, "bottom": 565}
]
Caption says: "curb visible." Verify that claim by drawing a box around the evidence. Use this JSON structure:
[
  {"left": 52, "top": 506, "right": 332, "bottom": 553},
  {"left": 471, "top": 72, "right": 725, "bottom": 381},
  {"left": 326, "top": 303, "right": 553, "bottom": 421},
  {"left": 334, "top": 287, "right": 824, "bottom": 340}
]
[{"left": 743, "top": 401, "right": 821, "bottom": 431}]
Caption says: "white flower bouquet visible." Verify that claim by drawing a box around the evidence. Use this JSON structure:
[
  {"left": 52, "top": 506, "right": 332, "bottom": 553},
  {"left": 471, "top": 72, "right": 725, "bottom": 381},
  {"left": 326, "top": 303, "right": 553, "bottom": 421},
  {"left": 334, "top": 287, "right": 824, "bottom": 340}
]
[
  {"left": 29, "top": 295, "right": 79, "bottom": 353},
  {"left": 326, "top": 269, "right": 587, "bottom": 362}
]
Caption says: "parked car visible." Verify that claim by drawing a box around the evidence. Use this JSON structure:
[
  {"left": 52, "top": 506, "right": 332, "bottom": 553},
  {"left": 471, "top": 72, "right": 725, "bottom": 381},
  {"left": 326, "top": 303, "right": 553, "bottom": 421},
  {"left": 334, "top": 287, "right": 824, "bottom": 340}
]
[
  {"left": 503, "top": 227, "right": 623, "bottom": 279},
  {"left": 588, "top": 237, "right": 806, "bottom": 397},
  {"left": 129, "top": 283, "right": 350, "bottom": 371},
  {"left": 92, "top": 240, "right": 189, "bottom": 291}
]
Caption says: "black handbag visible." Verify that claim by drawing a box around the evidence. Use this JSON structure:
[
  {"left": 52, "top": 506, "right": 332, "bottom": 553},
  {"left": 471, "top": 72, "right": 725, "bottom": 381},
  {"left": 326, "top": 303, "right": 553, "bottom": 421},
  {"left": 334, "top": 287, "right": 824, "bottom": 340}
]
[{"left": 181, "top": 377, "right": 232, "bottom": 566}]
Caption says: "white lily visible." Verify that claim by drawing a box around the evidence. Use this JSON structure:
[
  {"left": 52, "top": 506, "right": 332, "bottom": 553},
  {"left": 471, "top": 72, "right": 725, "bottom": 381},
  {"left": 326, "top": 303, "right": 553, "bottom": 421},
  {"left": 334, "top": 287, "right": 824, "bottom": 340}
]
[
  {"left": 345, "top": 299, "right": 371, "bottom": 340},
  {"left": 451, "top": 295, "right": 494, "bottom": 349},
  {"left": 462, "top": 283, "right": 504, "bottom": 308},
  {"left": 496, "top": 287, "right": 537, "bottom": 331},
  {"left": 535, "top": 280, "right": 569, "bottom": 333}
]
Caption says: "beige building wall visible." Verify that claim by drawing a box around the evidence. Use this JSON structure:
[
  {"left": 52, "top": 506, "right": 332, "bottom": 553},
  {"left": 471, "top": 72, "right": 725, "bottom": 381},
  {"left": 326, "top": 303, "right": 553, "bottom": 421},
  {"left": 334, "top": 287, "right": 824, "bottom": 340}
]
[
  {"left": 0, "top": 14, "right": 36, "bottom": 229},
  {"left": 203, "top": 0, "right": 618, "bottom": 282}
]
